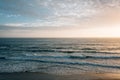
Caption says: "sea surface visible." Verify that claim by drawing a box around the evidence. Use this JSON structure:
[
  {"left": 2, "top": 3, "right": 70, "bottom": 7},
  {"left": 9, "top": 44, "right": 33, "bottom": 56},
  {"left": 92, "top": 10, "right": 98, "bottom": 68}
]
[{"left": 0, "top": 38, "right": 120, "bottom": 75}]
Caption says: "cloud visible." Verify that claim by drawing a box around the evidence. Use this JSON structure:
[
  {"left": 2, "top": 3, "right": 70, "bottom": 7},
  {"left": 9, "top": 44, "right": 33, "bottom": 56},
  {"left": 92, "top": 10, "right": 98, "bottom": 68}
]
[
  {"left": 1, "top": 0, "right": 120, "bottom": 35},
  {"left": 0, "top": 0, "right": 52, "bottom": 19},
  {"left": 1, "top": 0, "right": 120, "bottom": 19}
]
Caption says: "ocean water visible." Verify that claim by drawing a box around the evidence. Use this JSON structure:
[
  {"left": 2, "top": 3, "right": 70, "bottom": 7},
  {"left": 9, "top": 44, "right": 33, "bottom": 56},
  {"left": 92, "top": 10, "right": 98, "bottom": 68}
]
[{"left": 0, "top": 38, "right": 120, "bottom": 75}]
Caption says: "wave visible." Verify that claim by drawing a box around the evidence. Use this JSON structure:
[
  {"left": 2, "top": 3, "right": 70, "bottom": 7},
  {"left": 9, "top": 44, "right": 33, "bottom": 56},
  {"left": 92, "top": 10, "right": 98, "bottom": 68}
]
[
  {"left": 69, "top": 55, "right": 120, "bottom": 59},
  {"left": 1, "top": 45, "right": 120, "bottom": 54},
  {"left": 16, "top": 60, "right": 120, "bottom": 69},
  {"left": 1, "top": 56, "right": 120, "bottom": 69},
  {"left": 1, "top": 54, "right": 120, "bottom": 61},
  {"left": 0, "top": 57, "right": 6, "bottom": 59},
  {"left": 81, "top": 48, "right": 96, "bottom": 50}
]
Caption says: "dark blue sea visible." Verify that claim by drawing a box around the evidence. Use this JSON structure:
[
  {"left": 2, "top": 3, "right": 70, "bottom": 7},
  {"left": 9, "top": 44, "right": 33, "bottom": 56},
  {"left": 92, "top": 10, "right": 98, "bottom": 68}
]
[{"left": 0, "top": 38, "right": 120, "bottom": 75}]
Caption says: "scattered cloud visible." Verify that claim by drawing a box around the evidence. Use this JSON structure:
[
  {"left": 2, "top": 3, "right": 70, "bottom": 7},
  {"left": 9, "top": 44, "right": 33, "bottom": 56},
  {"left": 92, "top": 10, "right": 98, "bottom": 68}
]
[{"left": 1, "top": 0, "right": 120, "bottom": 37}]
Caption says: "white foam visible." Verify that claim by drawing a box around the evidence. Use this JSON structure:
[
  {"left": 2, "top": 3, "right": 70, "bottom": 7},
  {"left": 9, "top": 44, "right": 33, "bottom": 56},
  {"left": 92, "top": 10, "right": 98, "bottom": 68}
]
[{"left": 0, "top": 62, "right": 40, "bottom": 72}]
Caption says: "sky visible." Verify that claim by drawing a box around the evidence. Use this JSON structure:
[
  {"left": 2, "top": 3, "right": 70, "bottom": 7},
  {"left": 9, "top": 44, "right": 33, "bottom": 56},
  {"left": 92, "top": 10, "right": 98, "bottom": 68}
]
[{"left": 0, "top": 0, "right": 120, "bottom": 38}]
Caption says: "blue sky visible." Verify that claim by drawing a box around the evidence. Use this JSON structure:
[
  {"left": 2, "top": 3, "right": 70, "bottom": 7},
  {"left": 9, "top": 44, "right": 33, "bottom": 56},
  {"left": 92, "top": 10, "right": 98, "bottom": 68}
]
[{"left": 0, "top": 0, "right": 120, "bottom": 37}]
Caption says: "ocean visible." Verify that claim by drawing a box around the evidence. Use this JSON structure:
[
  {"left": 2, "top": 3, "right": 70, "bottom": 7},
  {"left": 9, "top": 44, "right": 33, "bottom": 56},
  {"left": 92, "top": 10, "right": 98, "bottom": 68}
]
[{"left": 0, "top": 38, "right": 120, "bottom": 75}]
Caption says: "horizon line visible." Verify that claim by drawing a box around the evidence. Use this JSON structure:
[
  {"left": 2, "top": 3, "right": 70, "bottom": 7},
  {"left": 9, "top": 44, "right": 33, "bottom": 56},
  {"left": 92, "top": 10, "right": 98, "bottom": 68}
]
[{"left": 1, "top": 37, "right": 120, "bottom": 39}]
